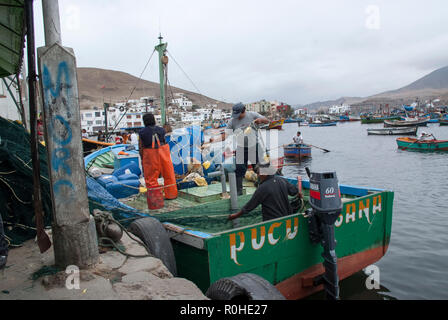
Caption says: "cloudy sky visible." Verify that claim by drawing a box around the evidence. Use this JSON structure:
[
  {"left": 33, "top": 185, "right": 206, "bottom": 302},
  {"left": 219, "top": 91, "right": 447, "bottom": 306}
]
[{"left": 33, "top": 0, "right": 448, "bottom": 105}]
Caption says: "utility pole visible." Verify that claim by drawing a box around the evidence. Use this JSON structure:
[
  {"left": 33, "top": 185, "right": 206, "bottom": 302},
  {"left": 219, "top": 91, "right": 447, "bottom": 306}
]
[
  {"left": 155, "top": 35, "right": 168, "bottom": 126},
  {"left": 37, "top": 0, "right": 99, "bottom": 268},
  {"left": 104, "top": 103, "right": 109, "bottom": 138}
]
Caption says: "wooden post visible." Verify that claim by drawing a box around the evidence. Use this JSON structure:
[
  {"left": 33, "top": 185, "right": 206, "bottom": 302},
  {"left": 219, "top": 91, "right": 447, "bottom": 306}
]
[
  {"left": 37, "top": 0, "right": 98, "bottom": 268},
  {"left": 24, "top": 0, "right": 51, "bottom": 253}
]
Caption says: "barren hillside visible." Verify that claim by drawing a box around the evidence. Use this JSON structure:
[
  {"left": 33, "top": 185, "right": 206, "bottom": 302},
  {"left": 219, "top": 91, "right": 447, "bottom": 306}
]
[{"left": 77, "top": 67, "right": 232, "bottom": 110}]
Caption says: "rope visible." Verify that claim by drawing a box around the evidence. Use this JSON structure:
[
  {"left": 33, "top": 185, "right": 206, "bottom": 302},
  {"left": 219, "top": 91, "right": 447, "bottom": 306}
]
[
  {"left": 166, "top": 50, "right": 208, "bottom": 106},
  {"left": 93, "top": 210, "right": 154, "bottom": 258},
  {"left": 108, "top": 49, "right": 156, "bottom": 137},
  {"left": 0, "top": 177, "right": 31, "bottom": 204}
]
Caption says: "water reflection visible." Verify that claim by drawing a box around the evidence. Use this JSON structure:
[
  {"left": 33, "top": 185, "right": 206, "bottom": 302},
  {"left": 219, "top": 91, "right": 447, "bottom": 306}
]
[
  {"left": 282, "top": 157, "right": 313, "bottom": 177},
  {"left": 305, "top": 270, "right": 397, "bottom": 300}
]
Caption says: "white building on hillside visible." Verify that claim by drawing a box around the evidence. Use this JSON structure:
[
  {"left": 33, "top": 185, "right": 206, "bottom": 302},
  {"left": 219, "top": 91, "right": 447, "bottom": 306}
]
[{"left": 329, "top": 104, "right": 351, "bottom": 114}]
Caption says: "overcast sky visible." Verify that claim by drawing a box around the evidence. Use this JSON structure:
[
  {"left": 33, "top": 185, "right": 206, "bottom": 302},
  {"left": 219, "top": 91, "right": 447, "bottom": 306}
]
[{"left": 33, "top": 0, "right": 448, "bottom": 105}]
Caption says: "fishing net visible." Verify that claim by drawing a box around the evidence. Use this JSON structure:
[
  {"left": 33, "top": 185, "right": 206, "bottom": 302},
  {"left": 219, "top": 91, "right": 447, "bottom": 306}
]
[
  {"left": 86, "top": 175, "right": 263, "bottom": 235},
  {"left": 0, "top": 117, "right": 53, "bottom": 247}
]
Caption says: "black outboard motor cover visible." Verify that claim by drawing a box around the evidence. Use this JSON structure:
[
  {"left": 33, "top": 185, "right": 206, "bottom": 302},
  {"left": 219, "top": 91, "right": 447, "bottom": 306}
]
[{"left": 308, "top": 171, "right": 342, "bottom": 224}]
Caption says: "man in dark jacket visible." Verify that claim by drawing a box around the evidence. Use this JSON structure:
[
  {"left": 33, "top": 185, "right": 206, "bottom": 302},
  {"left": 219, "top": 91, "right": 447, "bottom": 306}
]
[{"left": 228, "top": 164, "right": 300, "bottom": 222}]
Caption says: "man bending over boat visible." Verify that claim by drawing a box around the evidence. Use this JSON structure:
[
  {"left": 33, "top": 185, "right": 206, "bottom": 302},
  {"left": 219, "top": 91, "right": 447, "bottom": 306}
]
[
  {"left": 228, "top": 163, "right": 301, "bottom": 222},
  {"left": 212, "top": 103, "right": 269, "bottom": 195}
]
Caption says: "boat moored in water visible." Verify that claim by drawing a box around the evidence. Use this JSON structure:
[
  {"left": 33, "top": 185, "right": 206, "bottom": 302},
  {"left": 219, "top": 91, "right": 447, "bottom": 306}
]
[
  {"left": 309, "top": 121, "right": 337, "bottom": 127},
  {"left": 85, "top": 143, "right": 395, "bottom": 299},
  {"left": 268, "top": 119, "right": 285, "bottom": 130},
  {"left": 367, "top": 126, "right": 418, "bottom": 136},
  {"left": 384, "top": 118, "right": 428, "bottom": 127}
]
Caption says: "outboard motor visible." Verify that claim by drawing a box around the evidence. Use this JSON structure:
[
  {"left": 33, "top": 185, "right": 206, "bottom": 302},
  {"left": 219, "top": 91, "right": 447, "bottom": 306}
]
[{"left": 305, "top": 167, "right": 342, "bottom": 300}]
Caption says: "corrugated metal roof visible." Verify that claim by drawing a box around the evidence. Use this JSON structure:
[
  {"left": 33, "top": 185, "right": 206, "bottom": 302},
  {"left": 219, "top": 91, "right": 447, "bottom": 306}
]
[{"left": 0, "top": 0, "right": 25, "bottom": 78}]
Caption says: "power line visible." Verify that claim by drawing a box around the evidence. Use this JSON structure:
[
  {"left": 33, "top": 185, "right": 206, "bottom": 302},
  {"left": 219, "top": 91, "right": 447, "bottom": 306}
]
[
  {"left": 108, "top": 49, "right": 156, "bottom": 136},
  {"left": 166, "top": 50, "right": 206, "bottom": 105}
]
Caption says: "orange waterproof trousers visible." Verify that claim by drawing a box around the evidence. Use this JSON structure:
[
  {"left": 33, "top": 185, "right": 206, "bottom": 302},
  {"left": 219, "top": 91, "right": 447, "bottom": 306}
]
[{"left": 142, "top": 144, "right": 178, "bottom": 210}]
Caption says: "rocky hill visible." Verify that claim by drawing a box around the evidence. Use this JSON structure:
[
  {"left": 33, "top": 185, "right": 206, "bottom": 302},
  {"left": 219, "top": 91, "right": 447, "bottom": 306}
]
[
  {"left": 305, "top": 66, "right": 448, "bottom": 110},
  {"left": 77, "top": 67, "right": 232, "bottom": 110}
]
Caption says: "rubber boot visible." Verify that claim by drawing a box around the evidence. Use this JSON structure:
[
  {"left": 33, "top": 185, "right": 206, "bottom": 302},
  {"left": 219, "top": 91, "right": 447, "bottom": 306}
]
[{"left": 236, "top": 176, "right": 244, "bottom": 196}]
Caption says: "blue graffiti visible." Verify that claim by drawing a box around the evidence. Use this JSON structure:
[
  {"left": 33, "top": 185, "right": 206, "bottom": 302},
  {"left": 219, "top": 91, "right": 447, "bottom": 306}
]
[
  {"left": 42, "top": 61, "right": 76, "bottom": 197},
  {"left": 42, "top": 61, "right": 71, "bottom": 101},
  {"left": 49, "top": 115, "right": 73, "bottom": 146},
  {"left": 52, "top": 148, "right": 72, "bottom": 175}
]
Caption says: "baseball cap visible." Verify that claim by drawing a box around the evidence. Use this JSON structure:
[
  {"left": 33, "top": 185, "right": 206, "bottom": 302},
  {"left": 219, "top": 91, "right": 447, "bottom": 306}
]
[{"left": 232, "top": 103, "right": 245, "bottom": 118}]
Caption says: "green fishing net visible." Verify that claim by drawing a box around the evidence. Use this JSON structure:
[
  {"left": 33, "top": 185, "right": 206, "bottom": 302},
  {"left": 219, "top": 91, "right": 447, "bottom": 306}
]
[{"left": 0, "top": 117, "right": 53, "bottom": 247}]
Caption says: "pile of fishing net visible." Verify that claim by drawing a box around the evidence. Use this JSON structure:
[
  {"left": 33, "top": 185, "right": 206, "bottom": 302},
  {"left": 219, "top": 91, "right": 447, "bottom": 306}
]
[
  {"left": 0, "top": 117, "right": 53, "bottom": 247},
  {"left": 86, "top": 175, "right": 263, "bottom": 234}
]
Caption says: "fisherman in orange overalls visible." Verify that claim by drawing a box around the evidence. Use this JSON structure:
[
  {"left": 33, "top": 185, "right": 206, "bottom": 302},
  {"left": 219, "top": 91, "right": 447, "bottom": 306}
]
[{"left": 139, "top": 113, "right": 177, "bottom": 209}]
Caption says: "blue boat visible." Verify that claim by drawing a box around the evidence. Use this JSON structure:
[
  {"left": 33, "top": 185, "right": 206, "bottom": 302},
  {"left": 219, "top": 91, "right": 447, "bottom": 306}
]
[
  {"left": 309, "top": 121, "right": 337, "bottom": 127},
  {"left": 283, "top": 144, "right": 312, "bottom": 159}
]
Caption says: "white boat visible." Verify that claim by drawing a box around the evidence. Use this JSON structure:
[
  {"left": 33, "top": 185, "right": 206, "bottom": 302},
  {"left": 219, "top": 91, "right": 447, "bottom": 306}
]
[{"left": 367, "top": 126, "right": 418, "bottom": 136}]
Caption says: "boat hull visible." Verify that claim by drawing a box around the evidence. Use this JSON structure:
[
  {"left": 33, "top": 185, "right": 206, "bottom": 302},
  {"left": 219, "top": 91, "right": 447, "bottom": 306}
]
[
  {"left": 384, "top": 119, "right": 428, "bottom": 127},
  {"left": 396, "top": 137, "right": 448, "bottom": 151},
  {"left": 439, "top": 120, "right": 448, "bottom": 126},
  {"left": 268, "top": 119, "right": 285, "bottom": 130},
  {"left": 367, "top": 126, "right": 417, "bottom": 136},
  {"left": 309, "top": 122, "right": 337, "bottom": 127},
  {"left": 361, "top": 116, "right": 401, "bottom": 124},
  {"left": 283, "top": 144, "right": 312, "bottom": 158},
  {"left": 170, "top": 184, "right": 394, "bottom": 298}
]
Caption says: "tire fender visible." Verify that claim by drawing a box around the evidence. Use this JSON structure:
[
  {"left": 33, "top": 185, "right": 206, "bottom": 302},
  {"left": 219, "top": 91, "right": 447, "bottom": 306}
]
[
  {"left": 206, "top": 273, "right": 285, "bottom": 300},
  {"left": 128, "top": 217, "right": 177, "bottom": 276}
]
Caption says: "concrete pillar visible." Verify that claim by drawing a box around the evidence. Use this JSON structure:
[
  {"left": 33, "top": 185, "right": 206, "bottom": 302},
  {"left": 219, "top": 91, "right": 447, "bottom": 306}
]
[
  {"left": 42, "top": 0, "right": 62, "bottom": 46},
  {"left": 37, "top": 0, "right": 98, "bottom": 268}
]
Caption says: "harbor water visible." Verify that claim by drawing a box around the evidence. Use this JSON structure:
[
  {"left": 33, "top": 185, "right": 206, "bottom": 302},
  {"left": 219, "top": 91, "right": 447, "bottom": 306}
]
[{"left": 273, "top": 121, "right": 448, "bottom": 300}]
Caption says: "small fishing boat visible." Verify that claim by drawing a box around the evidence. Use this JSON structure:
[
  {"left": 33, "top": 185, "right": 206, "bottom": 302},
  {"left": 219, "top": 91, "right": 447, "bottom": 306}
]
[
  {"left": 360, "top": 115, "right": 401, "bottom": 124},
  {"left": 309, "top": 121, "right": 337, "bottom": 127},
  {"left": 284, "top": 118, "right": 300, "bottom": 123},
  {"left": 268, "top": 119, "right": 285, "bottom": 130},
  {"left": 367, "top": 126, "right": 418, "bottom": 136},
  {"left": 396, "top": 137, "right": 448, "bottom": 151},
  {"left": 384, "top": 118, "right": 428, "bottom": 127},
  {"left": 283, "top": 144, "right": 312, "bottom": 159},
  {"left": 439, "top": 119, "right": 448, "bottom": 126}
]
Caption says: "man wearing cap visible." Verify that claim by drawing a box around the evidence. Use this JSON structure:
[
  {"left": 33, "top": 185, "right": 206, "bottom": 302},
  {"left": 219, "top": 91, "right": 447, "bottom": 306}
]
[
  {"left": 221, "top": 103, "right": 269, "bottom": 195},
  {"left": 228, "top": 163, "right": 300, "bottom": 222}
]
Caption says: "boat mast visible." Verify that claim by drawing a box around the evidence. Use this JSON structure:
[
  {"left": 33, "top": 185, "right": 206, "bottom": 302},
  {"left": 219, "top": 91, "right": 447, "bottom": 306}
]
[{"left": 155, "top": 34, "right": 168, "bottom": 125}]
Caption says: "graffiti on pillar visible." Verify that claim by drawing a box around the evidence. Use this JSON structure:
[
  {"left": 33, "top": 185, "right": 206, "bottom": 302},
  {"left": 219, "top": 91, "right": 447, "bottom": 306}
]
[{"left": 42, "top": 61, "right": 75, "bottom": 198}]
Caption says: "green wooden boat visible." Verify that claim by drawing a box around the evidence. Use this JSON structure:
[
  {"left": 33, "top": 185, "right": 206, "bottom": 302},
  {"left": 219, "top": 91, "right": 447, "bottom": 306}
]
[
  {"left": 160, "top": 184, "right": 393, "bottom": 299},
  {"left": 361, "top": 115, "right": 401, "bottom": 124},
  {"left": 439, "top": 119, "right": 448, "bottom": 126},
  {"left": 396, "top": 137, "right": 448, "bottom": 151},
  {"left": 85, "top": 143, "right": 394, "bottom": 299}
]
